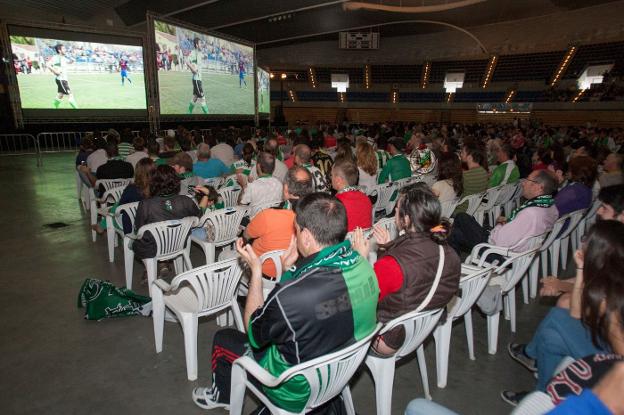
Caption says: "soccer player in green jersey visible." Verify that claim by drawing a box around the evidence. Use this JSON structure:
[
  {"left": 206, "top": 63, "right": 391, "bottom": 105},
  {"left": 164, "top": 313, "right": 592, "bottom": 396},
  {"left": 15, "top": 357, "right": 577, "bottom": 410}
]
[
  {"left": 186, "top": 37, "right": 208, "bottom": 114},
  {"left": 48, "top": 44, "right": 78, "bottom": 109}
]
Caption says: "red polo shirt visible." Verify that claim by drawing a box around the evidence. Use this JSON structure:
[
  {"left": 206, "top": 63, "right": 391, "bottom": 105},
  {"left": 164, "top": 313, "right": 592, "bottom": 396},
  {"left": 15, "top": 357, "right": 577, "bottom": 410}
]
[{"left": 336, "top": 189, "right": 373, "bottom": 232}]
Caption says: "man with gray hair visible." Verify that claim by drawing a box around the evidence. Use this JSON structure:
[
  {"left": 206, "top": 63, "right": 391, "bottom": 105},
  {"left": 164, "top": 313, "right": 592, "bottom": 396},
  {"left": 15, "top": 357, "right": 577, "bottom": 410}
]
[
  {"left": 248, "top": 137, "right": 288, "bottom": 182},
  {"left": 449, "top": 169, "right": 559, "bottom": 254},
  {"left": 193, "top": 143, "right": 231, "bottom": 179}
]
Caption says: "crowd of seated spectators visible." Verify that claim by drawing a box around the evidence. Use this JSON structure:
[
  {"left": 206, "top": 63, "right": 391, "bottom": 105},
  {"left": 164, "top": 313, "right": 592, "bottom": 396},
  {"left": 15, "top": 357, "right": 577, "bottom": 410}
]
[{"left": 75, "top": 118, "right": 624, "bottom": 414}]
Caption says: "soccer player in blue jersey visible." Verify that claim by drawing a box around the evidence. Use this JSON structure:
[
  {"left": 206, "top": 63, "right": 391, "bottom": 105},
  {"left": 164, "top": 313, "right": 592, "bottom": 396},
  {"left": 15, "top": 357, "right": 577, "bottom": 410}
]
[
  {"left": 238, "top": 58, "right": 247, "bottom": 88},
  {"left": 119, "top": 58, "right": 132, "bottom": 86}
]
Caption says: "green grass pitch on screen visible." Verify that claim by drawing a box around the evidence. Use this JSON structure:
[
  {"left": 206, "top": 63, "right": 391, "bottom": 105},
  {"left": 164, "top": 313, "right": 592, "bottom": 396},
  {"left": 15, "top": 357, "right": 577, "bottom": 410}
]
[
  {"left": 15, "top": 73, "right": 147, "bottom": 109},
  {"left": 158, "top": 71, "right": 255, "bottom": 115}
]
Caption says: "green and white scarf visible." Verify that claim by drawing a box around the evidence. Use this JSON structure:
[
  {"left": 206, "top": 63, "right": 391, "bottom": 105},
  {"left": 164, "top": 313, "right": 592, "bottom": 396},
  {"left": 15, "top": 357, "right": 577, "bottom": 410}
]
[
  {"left": 280, "top": 240, "right": 360, "bottom": 283},
  {"left": 508, "top": 194, "right": 554, "bottom": 221}
]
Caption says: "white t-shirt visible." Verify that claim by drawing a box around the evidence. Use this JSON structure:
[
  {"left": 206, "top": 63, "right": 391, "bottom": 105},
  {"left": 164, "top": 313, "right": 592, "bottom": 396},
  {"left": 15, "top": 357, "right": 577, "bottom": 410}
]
[
  {"left": 432, "top": 179, "right": 457, "bottom": 203},
  {"left": 125, "top": 151, "right": 149, "bottom": 169},
  {"left": 86, "top": 149, "right": 108, "bottom": 172},
  {"left": 240, "top": 176, "right": 283, "bottom": 207},
  {"left": 249, "top": 158, "right": 288, "bottom": 183},
  {"left": 358, "top": 167, "right": 377, "bottom": 191}
]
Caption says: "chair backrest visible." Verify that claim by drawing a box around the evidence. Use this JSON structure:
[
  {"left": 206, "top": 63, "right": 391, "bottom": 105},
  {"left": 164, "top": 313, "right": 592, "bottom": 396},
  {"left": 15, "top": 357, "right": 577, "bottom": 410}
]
[
  {"left": 260, "top": 250, "right": 286, "bottom": 299},
  {"left": 374, "top": 217, "right": 398, "bottom": 240},
  {"left": 379, "top": 308, "right": 444, "bottom": 360},
  {"left": 217, "top": 187, "right": 241, "bottom": 208},
  {"left": 95, "top": 178, "right": 132, "bottom": 193},
  {"left": 275, "top": 324, "right": 381, "bottom": 411},
  {"left": 204, "top": 177, "right": 223, "bottom": 189},
  {"left": 369, "top": 183, "right": 398, "bottom": 215},
  {"left": 447, "top": 264, "right": 494, "bottom": 320},
  {"left": 114, "top": 201, "right": 139, "bottom": 233},
  {"left": 200, "top": 206, "right": 248, "bottom": 243},
  {"left": 498, "top": 234, "right": 546, "bottom": 293},
  {"left": 393, "top": 176, "right": 419, "bottom": 191},
  {"left": 559, "top": 208, "right": 586, "bottom": 239},
  {"left": 584, "top": 198, "right": 601, "bottom": 228},
  {"left": 101, "top": 185, "right": 126, "bottom": 205},
  {"left": 219, "top": 174, "right": 239, "bottom": 189},
  {"left": 457, "top": 191, "right": 486, "bottom": 216},
  {"left": 440, "top": 198, "right": 459, "bottom": 219},
  {"left": 249, "top": 199, "right": 282, "bottom": 219},
  {"left": 494, "top": 183, "right": 517, "bottom": 206},
  {"left": 168, "top": 258, "right": 243, "bottom": 313},
  {"left": 479, "top": 185, "right": 504, "bottom": 211},
  {"left": 137, "top": 217, "right": 198, "bottom": 259},
  {"left": 260, "top": 250, "right": 286, "bottom": 282},
  {"left": 539, "top": 212, "right": 572, "bottom": 252}
]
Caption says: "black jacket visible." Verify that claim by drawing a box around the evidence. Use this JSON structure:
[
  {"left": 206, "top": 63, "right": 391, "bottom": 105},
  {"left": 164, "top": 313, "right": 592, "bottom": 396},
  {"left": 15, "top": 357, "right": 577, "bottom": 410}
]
[{"left": 132, "top": 195, "right": 200, "bottom": 259}]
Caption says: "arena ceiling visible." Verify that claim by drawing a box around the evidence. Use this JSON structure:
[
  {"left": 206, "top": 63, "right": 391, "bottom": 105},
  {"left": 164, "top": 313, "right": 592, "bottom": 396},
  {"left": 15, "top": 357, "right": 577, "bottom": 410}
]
[{"left": 1, "top": 0, "right": 619, "bottom": 48}]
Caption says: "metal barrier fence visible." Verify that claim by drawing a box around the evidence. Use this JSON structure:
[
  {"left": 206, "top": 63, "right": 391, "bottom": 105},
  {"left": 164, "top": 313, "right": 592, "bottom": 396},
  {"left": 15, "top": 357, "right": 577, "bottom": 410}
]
[
  {"left": 0, "top": 134, "right": 41, "bottom": 166},
  {"left": 36, "top": 131, "right": 84, "bottom": 153}
]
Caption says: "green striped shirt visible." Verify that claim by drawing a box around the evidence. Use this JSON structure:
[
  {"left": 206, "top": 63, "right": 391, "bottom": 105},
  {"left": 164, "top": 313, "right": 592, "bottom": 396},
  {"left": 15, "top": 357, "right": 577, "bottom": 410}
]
[{"left": 455, "top": 167, "right": 488, "bottom": 213}]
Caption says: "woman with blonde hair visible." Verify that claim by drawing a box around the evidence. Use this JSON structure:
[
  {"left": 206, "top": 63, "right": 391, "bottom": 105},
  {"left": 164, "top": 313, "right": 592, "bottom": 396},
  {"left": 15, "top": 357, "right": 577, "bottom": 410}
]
[{"left": 356, "top": 141, "right": 378, "bottom": 190}]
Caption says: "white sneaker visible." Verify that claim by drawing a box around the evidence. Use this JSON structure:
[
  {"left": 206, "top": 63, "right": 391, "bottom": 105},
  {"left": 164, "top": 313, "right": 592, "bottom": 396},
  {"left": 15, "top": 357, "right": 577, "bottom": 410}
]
[{"left": 192, "top": 386, "right": 230, "bottom": 410}]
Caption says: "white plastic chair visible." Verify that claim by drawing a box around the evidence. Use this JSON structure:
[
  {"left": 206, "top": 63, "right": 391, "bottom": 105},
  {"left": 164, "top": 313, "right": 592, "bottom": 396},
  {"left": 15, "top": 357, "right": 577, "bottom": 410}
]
[
  {"left": 259, "top": 249, "right": 286, "bottom": 299},
  {"left": 219, "top": 174, "right": 239, "bottom": 189},
  {"left": 217, "top": 186, "right": 241, "bottom": 208},
  {"left": 230, "top": 324, "right": 381, "bottom": 415},
  {"left": 455, "top": 191, "right": 486, "bottom": 218},
  {"left": 248, "top": 199, "right": 283, "bottom": 219},
  {"left": 90, "top": 184, "right": 127, "bottom": 242},
  {"left": 433, "top": 264, "right": 494, "bottom": 388},
  {"left": 440, "top": 198, "right": 459, "bottom": 219},
  {"left": 489, "top": 183, "right": 519, "bottom": 223},
  {"left": 104, "top": 201, "right": 138, "bottom": 264},
  {"left": 131, "top": 217, "right": 198, "bottom": 297},
  {"left": 203, "top": 177, "right": 223, "bottom": 188},
  {"left": 547, "top": 209, "right": 585, "bottom": 276},
  {"left": 527, "top": 213, "right": 572, "bottom": 299},
  {"left": 572, "top": 199, "right": 600, "bottom": 253},
  {"left": 190, "top": 206, "right": 248, "bottom": 265},
  {"left": 465, "top": 233, "right": 546, "bottom": 354},
  {"left": 511, "top": 356, "right": 575, "bottom": 415},
  {"left": 108, "top": 202, "right": 140, "bottom": 289},
  {"left": 368, "top": 182, "right": 398, "bottom": 218},
  {"left": 151, "top": 258, "right": 244, "bottom": 380},
  {"left": 365, "top": 308, "right": 444, "bottom": 415},
  {"left": 473, "top": 185, "right": 504, "bottom": 225}
]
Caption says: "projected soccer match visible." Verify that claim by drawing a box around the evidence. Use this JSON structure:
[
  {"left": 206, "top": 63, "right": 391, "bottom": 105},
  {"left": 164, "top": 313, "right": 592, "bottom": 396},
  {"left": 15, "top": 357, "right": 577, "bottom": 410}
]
[
  {"left": 154, "top": 20, "right": 254, "bottom": 115},
  {"left": 10, "top": 36, "right": 146, "bottom": 110},
  {"left": 257, "top": 67, "right": 270, "bottom": 114}
]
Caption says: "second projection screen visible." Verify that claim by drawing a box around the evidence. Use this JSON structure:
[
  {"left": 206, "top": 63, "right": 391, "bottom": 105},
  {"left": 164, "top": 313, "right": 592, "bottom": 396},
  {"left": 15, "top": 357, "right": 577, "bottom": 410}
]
[{"left": 154, "top": 20, "right": 254, "bottom": 115}]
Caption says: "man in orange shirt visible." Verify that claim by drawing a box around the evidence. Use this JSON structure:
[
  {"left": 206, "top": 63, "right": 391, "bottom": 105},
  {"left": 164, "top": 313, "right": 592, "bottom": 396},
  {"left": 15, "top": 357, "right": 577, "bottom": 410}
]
[{"left": 244, "top": 166, "right": 313, "bottom": 278}]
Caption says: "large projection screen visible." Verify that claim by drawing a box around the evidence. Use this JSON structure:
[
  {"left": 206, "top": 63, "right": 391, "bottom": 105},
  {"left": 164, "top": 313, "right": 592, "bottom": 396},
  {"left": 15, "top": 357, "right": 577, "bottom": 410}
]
[
  {"left": 154, "top": 20, "right": 254, "bottom": 116},
  {"left": 257, "top": 67, "right": 270, "bottom": 115},
  {"left": 8, "top": 25, "right": 147, "bottom": 120}
]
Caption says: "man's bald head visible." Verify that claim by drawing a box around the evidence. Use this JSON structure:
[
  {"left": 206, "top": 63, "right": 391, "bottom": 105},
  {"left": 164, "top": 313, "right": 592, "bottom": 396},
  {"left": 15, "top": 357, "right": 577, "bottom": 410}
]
[{"left": 284, "top": 166, "right": 313, "bottom": 200}]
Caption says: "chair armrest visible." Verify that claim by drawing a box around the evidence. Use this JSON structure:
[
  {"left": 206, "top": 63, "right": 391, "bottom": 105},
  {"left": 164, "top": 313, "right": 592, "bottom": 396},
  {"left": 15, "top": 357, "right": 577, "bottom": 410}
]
[
  {"left": 126, "top": 232, "right": 139, "bottom": 240},
  {"left": 232, "top": 356, "right": 282, "bottom": 387},
  {"left": 153, "top": 279, "right": 172, "bottom": 292}
]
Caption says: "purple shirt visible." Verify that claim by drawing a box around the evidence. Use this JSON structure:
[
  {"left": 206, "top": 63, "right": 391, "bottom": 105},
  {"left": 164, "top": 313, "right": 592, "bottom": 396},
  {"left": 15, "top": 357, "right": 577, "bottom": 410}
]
[{"left": 555, "top": 182, "right": 592, "bottom": 216}]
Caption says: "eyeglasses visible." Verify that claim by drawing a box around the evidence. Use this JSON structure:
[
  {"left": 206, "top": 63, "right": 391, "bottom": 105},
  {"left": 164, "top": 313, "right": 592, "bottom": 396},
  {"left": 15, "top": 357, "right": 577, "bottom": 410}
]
[{"left": 522, "top": 178, "right": 540, "bottom": 185}]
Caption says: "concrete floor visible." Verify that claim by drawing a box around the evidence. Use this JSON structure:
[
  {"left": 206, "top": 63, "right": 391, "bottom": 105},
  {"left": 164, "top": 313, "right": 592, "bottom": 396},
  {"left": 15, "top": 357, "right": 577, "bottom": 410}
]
[{"left": 0, "top": 153, "right": 562, "bottom": 415}]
